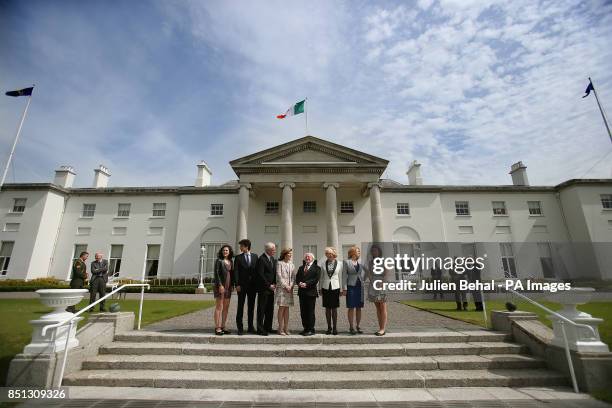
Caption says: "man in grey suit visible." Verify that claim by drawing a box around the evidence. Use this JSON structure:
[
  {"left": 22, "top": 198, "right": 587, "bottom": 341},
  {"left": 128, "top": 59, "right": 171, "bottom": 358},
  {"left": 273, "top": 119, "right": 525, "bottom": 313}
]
[{"left": 89, "top": 252, "right": 109, "bottom": 312}]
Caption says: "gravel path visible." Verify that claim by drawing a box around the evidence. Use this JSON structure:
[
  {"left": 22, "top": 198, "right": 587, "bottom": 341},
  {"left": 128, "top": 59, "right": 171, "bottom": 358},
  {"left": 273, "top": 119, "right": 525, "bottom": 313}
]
[{"left": 147, "top": 295, "right": 477, "bottom": 333}]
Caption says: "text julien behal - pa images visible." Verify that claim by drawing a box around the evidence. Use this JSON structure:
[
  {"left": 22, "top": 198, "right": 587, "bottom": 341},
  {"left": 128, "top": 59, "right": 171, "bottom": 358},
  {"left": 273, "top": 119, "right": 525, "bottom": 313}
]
[{"left": 370, "top": 254, "right": 572, "bottom": 293}]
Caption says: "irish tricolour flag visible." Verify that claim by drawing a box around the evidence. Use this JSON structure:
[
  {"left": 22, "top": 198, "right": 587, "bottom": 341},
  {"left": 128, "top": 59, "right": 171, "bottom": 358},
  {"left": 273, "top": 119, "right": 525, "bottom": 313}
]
[{"left": 277, "top": 99, "right": 305, "bottom": 119}]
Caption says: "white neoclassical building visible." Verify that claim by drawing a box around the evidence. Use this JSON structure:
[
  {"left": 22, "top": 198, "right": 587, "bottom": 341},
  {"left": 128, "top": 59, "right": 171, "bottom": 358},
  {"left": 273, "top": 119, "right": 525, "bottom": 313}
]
[{"left": 0, "top": 135, "right": 611, "bottom": 282}]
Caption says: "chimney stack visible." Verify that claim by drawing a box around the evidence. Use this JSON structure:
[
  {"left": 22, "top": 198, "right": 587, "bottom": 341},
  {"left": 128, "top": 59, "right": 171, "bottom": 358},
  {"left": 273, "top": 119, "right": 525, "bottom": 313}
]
[
  {"left": 195, "top": 161, "right": 212, "bottom": 187},
  {"left": 406, "top": 160, "right": 423, "bottom": 185},
  {"left": 93, "top": 165, "right": 111, "bottom": 188},
  {"left": 54, "top": 165, "right": 76, "bottom": 188},
  {"left": 509, "top": 161, "right": 529, "bottom": 186}
]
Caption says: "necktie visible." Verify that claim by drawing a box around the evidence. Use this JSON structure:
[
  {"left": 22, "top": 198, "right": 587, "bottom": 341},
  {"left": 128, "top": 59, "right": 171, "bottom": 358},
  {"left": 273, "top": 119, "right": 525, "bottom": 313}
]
[{"left": 246, "top": 253, "right": 250, "bottom": 265}]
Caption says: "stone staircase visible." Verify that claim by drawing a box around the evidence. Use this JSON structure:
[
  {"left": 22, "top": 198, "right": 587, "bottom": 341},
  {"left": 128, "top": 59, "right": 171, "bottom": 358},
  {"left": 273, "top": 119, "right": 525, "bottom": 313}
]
[{"left": 63, "top": 329, "right": 567, "bottom": 389}]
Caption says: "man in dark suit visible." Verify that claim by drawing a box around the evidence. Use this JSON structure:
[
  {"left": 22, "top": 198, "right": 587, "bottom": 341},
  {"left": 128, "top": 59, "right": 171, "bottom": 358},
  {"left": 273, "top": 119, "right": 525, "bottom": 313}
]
[
  {"left": 430, "top": 266, "right": 444, "bottom": 300},
  {"left": 467, "top": 264, "right": 484, "bottom": 311},
  {"left": 255, "top": 242, "right": 276, "bottom": 336},
  {"left": 89, "top": 252, "right": 109, "bottom": 312},
  {"left": 67, "top": 251, "right": 89, "bottom": 313},
  {"left": 296, "top": 253, "right": 320, "bottom": 336},
  {"left": 234, "top": 239, "right": 259, "bottom": 335}
]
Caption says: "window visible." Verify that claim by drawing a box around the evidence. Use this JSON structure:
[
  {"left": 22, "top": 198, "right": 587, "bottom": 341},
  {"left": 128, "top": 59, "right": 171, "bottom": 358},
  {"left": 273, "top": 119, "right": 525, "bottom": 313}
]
[
  {"left": 153, "top": 203, "right": 166, "bottom": 217},
  {"left": 538, "top": 242, "right": 554, "bottom": 278},
  {"left": 455, "top": 201, "right": 470, "bottom": 216},
  {"left": 397, "top": 203, "right": 410, "bottom": 215},
  {"left": 500, "top": 243, "right": 517, "bottom": 278},
  {"left": 148, "top": 227, "right": 163, "bottom": 236},
  {"left": 152, "top": 203, "right": 166, "bottom": 217},
  {"left": 3, "top": 223, "right": 19, "bottom": 232},
  {"left": 492, "top": 201, "right": 507, "bottom": 215},
  {"left": 210, "top": 203, "right": 224, "bottom": 216},
  {"left": 462, "top": 243, "right": 476, "bottom": 258},
  {"left": 528, "top": 201, "right": 543, "bottom": 216},
  {"left": 112, "top": 227, "right": 127, "bottom": 235},
  {"left": 339, "top": 225, "right": 356, "bottom": 234},
  {"left": 533, "top": 225, "right": 548, "bottom": 233},
  {"left": 392, "top": 243, "right": 421, "bottom": 279},
  {"left": 341, "top": 244, "right": 354, "bottom": 260},
  {"left": 145, "top": 244, "right": 161, "bottom": 277},
  {"left": 72, "top": 244, "right": 88, "bottom": 266},
  {"left": 12, "top": 198, "right": 26, "bottom": 213},
  {"left": 264, "top": 225, "right": 279, "bottom": 234},
  {"left": 495, "top": 226, "right": 511, "bottom": 234},
  {"left": 76, "top": 227, "right": 91, "bottom": 235},
  {"left": 109, "top": 244, "right": 123, "bottom": 277},
  {"left": 82, "top": 204, "right": 96, "bottom": 217},
  {"left": 0, "top": 241, "right": 14, "bottom": 275},
  {"left": 303, "top": 201, "right": 316, "bottom": 213},
  {"left": 303, "top": 245, "right": 318, "bottom": 261},
  {"left": 601, "top": 194, "right": 612, "bottom": 209},
  {"left": 340, "top": 201, "right": 354, "bottom": 214},
  {"left": 458, "top": 226, "right": 474, "bottom": 234},
  {"left": 265, "top": 201, "right": 279, "bottom": 215},
  {"left": 201, "top": 243, "right": 224, "bottom": 279},
  {"left": 117, "top": 203, "right": 131, "bottom": 217}
]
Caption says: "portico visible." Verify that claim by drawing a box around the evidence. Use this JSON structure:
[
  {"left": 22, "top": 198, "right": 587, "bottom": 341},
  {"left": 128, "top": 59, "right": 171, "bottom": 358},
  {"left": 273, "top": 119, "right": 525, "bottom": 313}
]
[{"left": 229, "top": 136, "right": 389, "bottom": 256}]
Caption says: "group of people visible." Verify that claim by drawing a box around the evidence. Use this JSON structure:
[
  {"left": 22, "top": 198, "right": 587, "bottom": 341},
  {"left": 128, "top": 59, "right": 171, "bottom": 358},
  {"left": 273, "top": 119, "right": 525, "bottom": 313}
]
[
  {"left": 213, "top": 239, "right": 390, "bottom": 336},
  {"left": 67, "top": 251, "right": 109, "bottom": 312},
  {"left": 430, "top": 263, "right": 484, "bottom": 311}
]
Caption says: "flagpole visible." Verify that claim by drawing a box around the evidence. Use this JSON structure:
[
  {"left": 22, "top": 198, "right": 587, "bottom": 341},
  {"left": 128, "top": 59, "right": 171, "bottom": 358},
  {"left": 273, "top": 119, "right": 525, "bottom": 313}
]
[
  {"left": 0, "top": 94, "right": 33, "bottom": 191},
  {"left": 305, "top": 97, "right": 308, "bottom": 135},
  {"left": 589, "top": 77, "right": 612, "bottom": 144}
]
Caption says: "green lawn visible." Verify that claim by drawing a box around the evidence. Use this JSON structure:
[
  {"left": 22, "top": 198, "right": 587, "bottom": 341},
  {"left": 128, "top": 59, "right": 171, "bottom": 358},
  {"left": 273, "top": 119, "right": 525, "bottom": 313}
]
[
  {"left": 401, "top": 299, "right": 612, "bottom": 348},
  {"left": 0, "top": 298, "right": 214, "bottom": 386}
]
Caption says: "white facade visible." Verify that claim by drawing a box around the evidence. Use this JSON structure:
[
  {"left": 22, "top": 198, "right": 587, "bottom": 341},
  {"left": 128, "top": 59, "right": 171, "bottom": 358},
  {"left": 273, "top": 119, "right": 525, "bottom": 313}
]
[{"left": 0, "top": 136, "right": 611, "bottom": 282}]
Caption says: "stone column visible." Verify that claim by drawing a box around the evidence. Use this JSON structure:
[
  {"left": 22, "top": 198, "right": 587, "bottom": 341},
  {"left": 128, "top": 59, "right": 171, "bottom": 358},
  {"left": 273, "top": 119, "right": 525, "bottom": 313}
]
[
  {"left": 323, "top": 182, "right": 339, "bottom": 249},
  {"left": 279, "top": 182, "right": 295, "bottom": 250},
  {"left": 368, "top": 182, "right": 385, "bottom": 242},
  {"left": 236, "top": 183, "right": 251, "bottom": 247}
]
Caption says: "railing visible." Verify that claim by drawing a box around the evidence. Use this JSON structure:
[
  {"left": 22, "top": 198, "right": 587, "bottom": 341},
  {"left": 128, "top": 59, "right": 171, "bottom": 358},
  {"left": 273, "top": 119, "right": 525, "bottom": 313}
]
[
  {"left": 41, "top": 283, "right": 150, "bottom": 388},
  {"left": 506, "top": 288, "right": 597, "bottom": 393}
]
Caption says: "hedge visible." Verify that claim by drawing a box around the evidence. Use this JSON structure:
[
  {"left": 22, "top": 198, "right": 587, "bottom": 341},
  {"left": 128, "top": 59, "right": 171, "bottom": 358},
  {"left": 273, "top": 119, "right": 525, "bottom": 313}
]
[{"left": 0, "top": 278, "right": 213, "bottom": 293}]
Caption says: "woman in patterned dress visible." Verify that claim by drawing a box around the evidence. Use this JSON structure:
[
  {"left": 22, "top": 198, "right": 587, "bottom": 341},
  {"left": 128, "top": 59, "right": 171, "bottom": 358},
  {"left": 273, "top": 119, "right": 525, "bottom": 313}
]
[
  {"left": 213, "top": 244, "right": 234, "bottom": 335},
  {"left": 366, "top": 244, "right": 388, "bottom": 336},
  {"left": 275, "top": 248, "right": 295, "bottom": 335}
]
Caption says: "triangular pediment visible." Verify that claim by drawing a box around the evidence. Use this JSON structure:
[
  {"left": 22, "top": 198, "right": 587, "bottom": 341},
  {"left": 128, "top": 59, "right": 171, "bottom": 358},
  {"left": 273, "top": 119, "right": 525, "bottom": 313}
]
[
  {"left": 265, "top": 148, "right": 351, "bottom": 163},
  {"left": 230, "top": 136, "right": 388, "bottom": 176}
]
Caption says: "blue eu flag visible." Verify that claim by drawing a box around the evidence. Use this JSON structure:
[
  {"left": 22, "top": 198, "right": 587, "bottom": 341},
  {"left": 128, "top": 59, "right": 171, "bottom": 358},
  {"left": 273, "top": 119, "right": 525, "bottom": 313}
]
[
  {"left": 583, "top": 81, "right": 594, "bottom": 98},
  {"left": 5, "top": 87, "right": 34, "bottom": 97}
]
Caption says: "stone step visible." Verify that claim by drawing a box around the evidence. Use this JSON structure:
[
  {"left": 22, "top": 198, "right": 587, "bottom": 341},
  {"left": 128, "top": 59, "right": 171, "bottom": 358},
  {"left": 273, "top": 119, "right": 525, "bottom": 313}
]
[
  {"left": 99, "top": 341, "right": 527, "bottom": 357},
  {"left": 63, "top": 368, "right": 567, "bottom": 389},
  {"left": 114, "top": 330, "right": 510, "bottom": 345},
  {"left": 82, "top": 354, "right": 545, "bottom": 371}
]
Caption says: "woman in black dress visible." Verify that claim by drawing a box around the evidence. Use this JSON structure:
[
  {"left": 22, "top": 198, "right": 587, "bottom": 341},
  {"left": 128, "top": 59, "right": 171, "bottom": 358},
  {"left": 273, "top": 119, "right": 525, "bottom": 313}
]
[
  {"left": 213, "top": 244, "right": 234, "bottom": 335},
  {"left": 319, "top": 247, "right": 342, "bottom": 335}
]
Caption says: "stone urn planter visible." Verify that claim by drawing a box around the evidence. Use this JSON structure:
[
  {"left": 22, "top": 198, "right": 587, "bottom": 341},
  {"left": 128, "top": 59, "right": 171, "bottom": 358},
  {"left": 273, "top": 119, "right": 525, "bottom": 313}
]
[
  {"left": 545, "top": 287, "right": 608, "bottom": 352},
  {"left": 23, "top": 289, "right": 89, "bottom": 354}
]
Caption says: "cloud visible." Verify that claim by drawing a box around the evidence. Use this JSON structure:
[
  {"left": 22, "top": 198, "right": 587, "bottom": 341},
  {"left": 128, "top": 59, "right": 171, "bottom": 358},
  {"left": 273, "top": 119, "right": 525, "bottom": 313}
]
[{"left": 0, "top": 0, "right": 610, "bottom": 189}]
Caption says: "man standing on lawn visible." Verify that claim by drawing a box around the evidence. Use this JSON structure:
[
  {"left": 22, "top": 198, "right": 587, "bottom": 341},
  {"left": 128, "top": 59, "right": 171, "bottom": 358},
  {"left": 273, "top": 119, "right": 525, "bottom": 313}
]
[
  {"left": 67, "top": 251, "right": 89, "bottom": 313},
  {"left": 89, "top": 252, "right": 109, "bottom": 312}
]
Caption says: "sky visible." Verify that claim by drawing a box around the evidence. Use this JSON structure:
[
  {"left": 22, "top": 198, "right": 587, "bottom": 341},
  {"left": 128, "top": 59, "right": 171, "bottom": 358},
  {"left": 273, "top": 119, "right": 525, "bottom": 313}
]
[{"left": 0, "top": 0, "right": 611, "bottom": 187}]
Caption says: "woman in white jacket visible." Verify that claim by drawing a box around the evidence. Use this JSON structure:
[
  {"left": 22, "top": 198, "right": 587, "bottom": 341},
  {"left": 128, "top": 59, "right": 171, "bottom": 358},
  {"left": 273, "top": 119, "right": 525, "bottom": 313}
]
[{"left": 319, "top": 246, "right": 342, "bottom": 335}]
